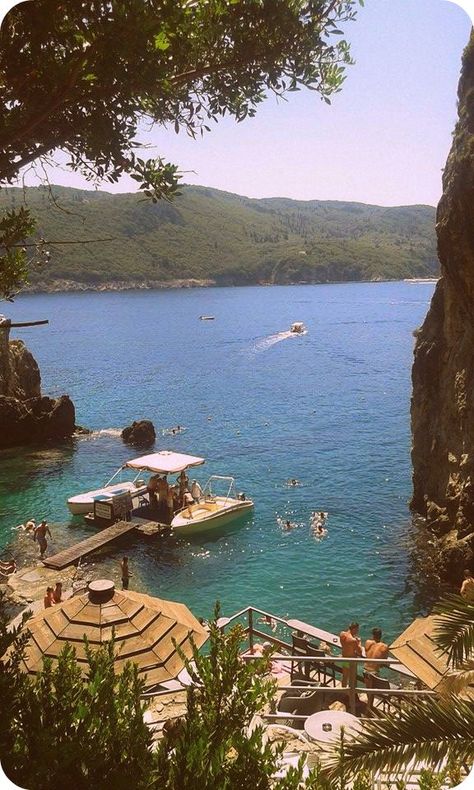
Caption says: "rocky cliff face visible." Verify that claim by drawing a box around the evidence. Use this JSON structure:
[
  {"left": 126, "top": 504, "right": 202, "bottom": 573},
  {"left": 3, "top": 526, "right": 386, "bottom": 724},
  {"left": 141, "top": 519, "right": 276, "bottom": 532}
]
[
  {"left": 411, "top": 34, "right": 474, "bottom": 584},
  {"left": 0, "top": 317, "right": 76, "bottom": 448}
]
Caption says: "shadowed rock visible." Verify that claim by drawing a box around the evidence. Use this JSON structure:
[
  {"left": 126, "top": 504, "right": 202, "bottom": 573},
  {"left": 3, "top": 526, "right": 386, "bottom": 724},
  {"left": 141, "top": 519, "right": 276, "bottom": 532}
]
[
  {"left": 0, "top": 317, "right": 78, "bottom": 449},
  {"left": 121, "top": 420, "right": 156, "bottom": 447},
  {"left": 411, "top": 33, "right": 474, "bottom": 585}
]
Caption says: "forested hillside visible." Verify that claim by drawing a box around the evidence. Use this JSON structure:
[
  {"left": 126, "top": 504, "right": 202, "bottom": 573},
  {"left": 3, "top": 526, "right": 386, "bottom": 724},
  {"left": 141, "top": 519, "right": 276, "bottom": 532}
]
[{"left": 0, "top": 185, "right": 438, "bottom": 289}]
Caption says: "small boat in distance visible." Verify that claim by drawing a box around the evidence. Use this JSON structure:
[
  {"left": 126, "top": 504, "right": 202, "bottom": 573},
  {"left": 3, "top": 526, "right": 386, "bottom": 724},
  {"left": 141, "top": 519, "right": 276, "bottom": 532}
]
[
  {"left": 199, "top": 315, "right": 215, "bottom": 320},
  {"left": 290, "top": 322, "right": 307, "bottom": 334}
]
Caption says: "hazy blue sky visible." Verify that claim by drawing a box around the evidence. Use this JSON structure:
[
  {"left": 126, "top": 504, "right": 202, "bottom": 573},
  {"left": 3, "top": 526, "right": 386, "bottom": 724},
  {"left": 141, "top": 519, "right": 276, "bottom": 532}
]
[{"left": 22, "top": 0, "right": 472, "bottom": 206}]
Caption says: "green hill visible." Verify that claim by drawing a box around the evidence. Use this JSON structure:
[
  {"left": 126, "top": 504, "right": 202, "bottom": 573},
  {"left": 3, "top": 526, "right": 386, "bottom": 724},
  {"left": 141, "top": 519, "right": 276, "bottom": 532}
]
[{"left": 0, "top": 185, "right": 438, "bottom": 289}]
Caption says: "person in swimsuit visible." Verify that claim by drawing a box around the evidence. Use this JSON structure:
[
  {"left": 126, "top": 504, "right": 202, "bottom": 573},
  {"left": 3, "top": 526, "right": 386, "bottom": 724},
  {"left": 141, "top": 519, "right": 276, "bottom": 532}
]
[
  {"left": 339, "top": 621, "right": 362, "bottom": 687},
  {"left": 44, "top": 587, "right": 55, "bottom": 608},
  {"left": 364, "top": 627, "right": 389, "bottom": 710},
  {"left": 34, "top": 520, "right": 52, "bottom": 558},
  {"left": 52, "top": 581, "right": 63, "bottom": 603},
  {"left": 121, "top": 557, "right": 132, "bottom": 590}
]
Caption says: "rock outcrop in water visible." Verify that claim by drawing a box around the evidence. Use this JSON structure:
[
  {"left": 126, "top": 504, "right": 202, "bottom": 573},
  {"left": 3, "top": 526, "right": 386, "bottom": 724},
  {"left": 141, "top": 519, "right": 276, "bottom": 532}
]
[
  {"left": 411, "top": 34, "right": 474, "bottom": 585},
  {"left": 121, "top": 420, "right": 156, "bottom": 447},
  {"left": 0, "top": 316, "right": 77, "bottom": 449}
]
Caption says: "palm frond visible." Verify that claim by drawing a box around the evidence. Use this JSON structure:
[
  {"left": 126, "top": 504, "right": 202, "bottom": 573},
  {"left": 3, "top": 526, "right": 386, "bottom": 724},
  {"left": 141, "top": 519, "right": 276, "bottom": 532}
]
[
  {"left": 437, "top": 661, "right": 474, "bottom": 696},
  {"left": 323, "top": 696, "right": 474, "bottom": 779},
  {"left": 432, "top": 594, "right": 474, "bottom": 668}
]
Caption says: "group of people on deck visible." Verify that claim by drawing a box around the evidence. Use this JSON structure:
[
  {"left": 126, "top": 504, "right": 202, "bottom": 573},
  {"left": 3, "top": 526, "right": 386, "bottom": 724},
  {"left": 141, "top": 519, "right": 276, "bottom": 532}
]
[
  {"left": 43, "top": 581, "right": 62, "bottom": 608},
  {"left": 146, "top": 471, "right": 203, "bottom": 524},
  {"left": 340, "top": 621, "right": 389, "bottom": 706}
]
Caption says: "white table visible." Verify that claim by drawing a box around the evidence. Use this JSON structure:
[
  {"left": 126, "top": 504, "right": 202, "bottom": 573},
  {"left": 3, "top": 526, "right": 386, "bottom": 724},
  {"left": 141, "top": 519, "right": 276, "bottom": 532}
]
[{"left": 304, "top": 710, "right": 362, "bottom": 745}]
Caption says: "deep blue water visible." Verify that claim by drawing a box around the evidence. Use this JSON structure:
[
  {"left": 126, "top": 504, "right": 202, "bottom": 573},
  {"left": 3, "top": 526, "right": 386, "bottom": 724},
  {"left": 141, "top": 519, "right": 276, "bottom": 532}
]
[{"left": 0, "top": 282, "right": 434, "bottom": 640}]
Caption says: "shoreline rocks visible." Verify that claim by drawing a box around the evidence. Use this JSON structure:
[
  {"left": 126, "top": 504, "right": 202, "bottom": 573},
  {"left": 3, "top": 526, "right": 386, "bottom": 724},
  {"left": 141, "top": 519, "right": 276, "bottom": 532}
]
[
  {"left": 25, "top": 277, "right": 216, "bottom": 294},
  {"left": 0, "top": 394, "right": 76, "bottom": 448},
  {"left": 0, "top": 316, "right": 78, "bottom": 449},
  {"left": 121, "top": 420, "right": 156, "bottom": 447}
]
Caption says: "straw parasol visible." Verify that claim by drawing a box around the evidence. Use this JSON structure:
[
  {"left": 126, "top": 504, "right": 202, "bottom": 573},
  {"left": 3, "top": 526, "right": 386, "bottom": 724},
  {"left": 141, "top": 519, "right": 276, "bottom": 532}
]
[
  {"left": 390, "top": 613, "right": 474, "bottom": 700},
  {"left": 19, "top": 580, "right": 208, "bottom": 689}
]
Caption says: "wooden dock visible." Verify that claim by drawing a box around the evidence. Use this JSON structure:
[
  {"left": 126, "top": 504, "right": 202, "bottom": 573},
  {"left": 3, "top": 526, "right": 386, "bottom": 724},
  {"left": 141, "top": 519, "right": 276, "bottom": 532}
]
[{"left": 42, "top": 520, "right": 164, "bottom": 570}]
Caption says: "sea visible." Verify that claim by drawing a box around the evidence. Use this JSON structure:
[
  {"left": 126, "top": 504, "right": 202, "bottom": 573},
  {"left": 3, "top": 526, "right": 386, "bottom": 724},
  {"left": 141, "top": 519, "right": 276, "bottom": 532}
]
[{"left": 0, "top": 281, "right": 435, "bottom": 641}]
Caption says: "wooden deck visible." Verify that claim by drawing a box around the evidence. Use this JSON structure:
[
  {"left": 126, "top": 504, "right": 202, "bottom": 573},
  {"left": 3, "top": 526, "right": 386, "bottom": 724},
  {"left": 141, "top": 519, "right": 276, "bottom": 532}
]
[{"left": 42, "top": 520, "right": 163, "bottom": 570}]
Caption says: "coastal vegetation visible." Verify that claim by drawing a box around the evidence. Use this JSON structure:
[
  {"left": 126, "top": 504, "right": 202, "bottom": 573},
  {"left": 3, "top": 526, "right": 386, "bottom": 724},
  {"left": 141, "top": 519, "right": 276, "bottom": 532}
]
[
  {"left": 0, "top": 596, "right": 472, "bottom": 788},
  {"left": 0, "top": 0, "right": 360, "bottom": 298},
  {"left": 0, "top": 185, "right": 437, "bottom": 291}
]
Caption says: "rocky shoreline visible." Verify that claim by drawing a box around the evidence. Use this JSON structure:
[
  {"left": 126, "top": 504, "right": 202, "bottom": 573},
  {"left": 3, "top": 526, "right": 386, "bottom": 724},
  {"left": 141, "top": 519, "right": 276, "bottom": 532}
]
[
  {"left": 25, "top": 277, "right": 216, "bottom": 294},
  {"left": 24, "top": 275, "right": 405, "bottom": 295},
  {"left": 0, "top": 317, "right": 77, "bottom": 449}
]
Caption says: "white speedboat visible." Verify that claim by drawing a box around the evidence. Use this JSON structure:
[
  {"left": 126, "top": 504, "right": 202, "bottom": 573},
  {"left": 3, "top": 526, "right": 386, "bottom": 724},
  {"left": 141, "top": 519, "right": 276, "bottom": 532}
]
[
  {"left": 172, "top": 475, "right": 253, "bottom": 536},
  {"left": 290, "top": 322, "right": 307, "bottom": 334},
  {"left": 67, "top": 481, "right": 147, "bottom": 516},
  {"left": 67, "top": 449, "right": 204, "bottom": 515}
]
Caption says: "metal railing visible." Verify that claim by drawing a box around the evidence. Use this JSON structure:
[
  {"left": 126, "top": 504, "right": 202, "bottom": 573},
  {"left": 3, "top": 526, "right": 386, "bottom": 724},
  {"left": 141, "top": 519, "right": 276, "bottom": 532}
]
[{"left": 141, "top": 605, "right": 432, "bottom": 712}]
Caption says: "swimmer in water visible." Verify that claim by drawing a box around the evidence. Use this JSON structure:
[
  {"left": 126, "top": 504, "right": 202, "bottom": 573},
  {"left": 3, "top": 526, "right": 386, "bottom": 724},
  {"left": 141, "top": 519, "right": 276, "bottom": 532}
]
[
  {"left": 283, "top": 519, "right": 295, "bottom": 531},
  {"left": 310, "top": 511, "right": 328, "bottom": 537},
  {"left": 287, "top": 478, "right": 300, "bottom": 487},
  {"left": 314, "top": 523, "right": 327, "bottom": 538}
]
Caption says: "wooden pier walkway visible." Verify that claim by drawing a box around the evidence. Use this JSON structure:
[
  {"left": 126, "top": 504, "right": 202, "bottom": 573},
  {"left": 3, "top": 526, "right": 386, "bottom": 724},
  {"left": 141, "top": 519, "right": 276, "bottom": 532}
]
[{"left": 43, "top": 520, "right": 164, "bottom": 570}]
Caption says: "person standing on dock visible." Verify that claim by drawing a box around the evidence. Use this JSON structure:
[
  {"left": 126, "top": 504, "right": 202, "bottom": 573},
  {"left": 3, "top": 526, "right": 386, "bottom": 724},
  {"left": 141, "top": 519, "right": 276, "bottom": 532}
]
[
  {"left": 43, "top": 587, "right": 55, "bottom": 608},
  {"left": 34, "top": 520, "right": 52, "bottom": 558},
  {"left": 52, "top": 581, "right": 63, "bottom": 603},
  {"left": 121, "top": 557, "right": 132, "bottom": 590},
  {"left": 339, "top": 621, "right": 362, "bottom": 687}
]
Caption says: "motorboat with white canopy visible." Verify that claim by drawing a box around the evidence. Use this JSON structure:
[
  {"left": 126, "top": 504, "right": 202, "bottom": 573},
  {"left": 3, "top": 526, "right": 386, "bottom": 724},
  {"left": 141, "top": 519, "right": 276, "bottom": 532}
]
[
  {"left": 66, "top": 452, "right": 253, "bottom": 534},
  {"left": 126, "top": 450, "right": 205, "bottom": 475},
  {"left": 67, "top": 450, "right": 205, "bottom": 515}
]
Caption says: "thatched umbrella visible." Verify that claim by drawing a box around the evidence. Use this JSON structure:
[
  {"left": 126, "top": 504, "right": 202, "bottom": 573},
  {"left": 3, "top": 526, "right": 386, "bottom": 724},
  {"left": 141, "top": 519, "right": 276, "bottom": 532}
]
[{"left": 19, "top": 580, "right": 208, "bottom": 689}]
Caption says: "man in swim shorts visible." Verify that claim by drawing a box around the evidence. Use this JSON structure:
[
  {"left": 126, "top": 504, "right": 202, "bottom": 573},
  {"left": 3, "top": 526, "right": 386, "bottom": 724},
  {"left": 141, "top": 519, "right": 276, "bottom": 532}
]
[
  {"left": 364, "top": 627, "right": 389, "bottom": 709},
  {"left": 34, "top": 520, "right": 52, "bottom": 558},
  {"left": 339, "top": 621, "right": 362, "bottom": 687}
]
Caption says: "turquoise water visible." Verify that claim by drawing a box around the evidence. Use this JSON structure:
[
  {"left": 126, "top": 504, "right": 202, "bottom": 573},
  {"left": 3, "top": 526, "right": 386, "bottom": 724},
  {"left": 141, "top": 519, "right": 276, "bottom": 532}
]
[{"left": 0, "top": 282, "right": 434, "bottom": 640}]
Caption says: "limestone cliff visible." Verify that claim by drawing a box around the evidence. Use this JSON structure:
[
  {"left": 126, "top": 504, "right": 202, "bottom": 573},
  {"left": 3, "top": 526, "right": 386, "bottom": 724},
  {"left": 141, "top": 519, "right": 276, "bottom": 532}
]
[
  {"left": 0, "top": 316, "right": 76, "bottom": 448},
  {"left": 411, "top": 33, "right": 474, "bottom": 583}
]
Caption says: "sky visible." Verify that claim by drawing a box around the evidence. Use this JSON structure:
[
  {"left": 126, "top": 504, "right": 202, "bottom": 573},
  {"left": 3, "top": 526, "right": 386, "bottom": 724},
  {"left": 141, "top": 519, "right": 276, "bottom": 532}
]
[{"left": 15, "top": 0, "right": 474, "bottom": 207}]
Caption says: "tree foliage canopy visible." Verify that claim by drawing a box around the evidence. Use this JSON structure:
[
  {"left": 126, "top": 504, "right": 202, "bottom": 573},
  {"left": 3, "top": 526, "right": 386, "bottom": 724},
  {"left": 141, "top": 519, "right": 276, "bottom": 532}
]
[
  {"left": 0, "top": 0, "right": 359, "bottom": 298},
  {"left": 0, "top": 0, "right": 358, "bottom": 195}
]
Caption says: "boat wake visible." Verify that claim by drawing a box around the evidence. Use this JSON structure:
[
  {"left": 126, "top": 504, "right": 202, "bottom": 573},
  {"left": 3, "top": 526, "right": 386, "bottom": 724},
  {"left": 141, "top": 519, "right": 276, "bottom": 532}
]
[
  {"left": 81, "top": 428, "right": 123, "bottom": 439},
  {"left": 252, "top": 330, "right": 302, "bottom": 353}
]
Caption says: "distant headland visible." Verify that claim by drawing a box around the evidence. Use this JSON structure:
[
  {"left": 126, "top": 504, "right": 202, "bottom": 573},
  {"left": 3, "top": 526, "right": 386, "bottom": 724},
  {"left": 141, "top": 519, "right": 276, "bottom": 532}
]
[{"left": 0, "top": 184, "right": 439, "bottom": 292}]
